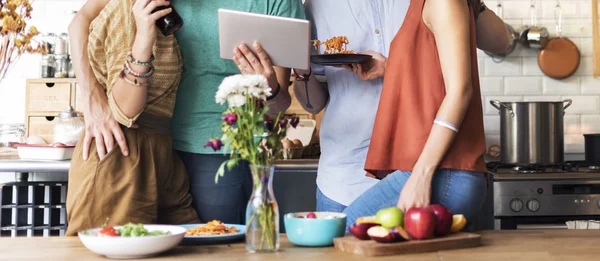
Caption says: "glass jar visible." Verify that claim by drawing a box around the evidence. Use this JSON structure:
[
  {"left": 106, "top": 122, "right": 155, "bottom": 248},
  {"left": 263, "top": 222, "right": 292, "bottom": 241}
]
[
  {"left": 55, "top": 33, "right": 68, "bottom": 55},
  {"left": 54, "top": 54, "right": 69, "bottom": 78},
  {"left": 42, "top": 33, "right": 56, "bottom": 54},
  {"left": 0, "top": 124, "right": 26, "bottom": 148},
  {"left": 68, "top": 55, "right": 75, "bottom": 78},
  {"left": 53, "top": 106, "right": 84, "bottom": 145},
  {"left": 41, "top": 55, "right": 56, "bottom": 78},
  {"left": 245, "top": 164, "right": 279, "bottom": 253},
  {"left": 154, "top": 5, "right": 183, "bottom": 36}
]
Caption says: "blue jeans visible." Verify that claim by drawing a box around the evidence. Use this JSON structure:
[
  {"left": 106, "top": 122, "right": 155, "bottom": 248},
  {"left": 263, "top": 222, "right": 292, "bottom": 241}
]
[
  {"left": 343, "top": 169, "right": 487, "bottom": 229},
  {"left": 316, "top": 187, "right": 347, "bottom": 213}
]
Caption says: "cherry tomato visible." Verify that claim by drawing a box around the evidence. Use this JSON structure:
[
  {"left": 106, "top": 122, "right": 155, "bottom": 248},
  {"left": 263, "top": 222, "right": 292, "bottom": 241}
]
[{"left": 97, "top": 226, "right": 118, "bottom": 237}]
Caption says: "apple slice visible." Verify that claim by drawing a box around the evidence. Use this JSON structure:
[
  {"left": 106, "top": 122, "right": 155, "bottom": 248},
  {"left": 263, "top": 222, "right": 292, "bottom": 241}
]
[
  {"left": 451, "top": 214, "right": 467, "bottom": 233},
  {"left": 349, "top": 222, "right": 379, "bottom": 240},
  {"left": 390, "top": 226, "right": 412, "bottom": 241},
  {"left": 367, "top": 226, "right": 399, "bottom": 243}
]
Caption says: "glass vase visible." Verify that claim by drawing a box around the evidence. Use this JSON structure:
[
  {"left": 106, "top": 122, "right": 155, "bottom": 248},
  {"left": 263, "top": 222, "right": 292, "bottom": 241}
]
[{"left": 245, "top": 164, "right": 279, "bottom": 253}]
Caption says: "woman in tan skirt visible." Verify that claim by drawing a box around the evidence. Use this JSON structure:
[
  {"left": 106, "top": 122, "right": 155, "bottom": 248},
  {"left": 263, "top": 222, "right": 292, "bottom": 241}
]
[{"left": 65, "top": 0, "right": 200, "bottom": 235}]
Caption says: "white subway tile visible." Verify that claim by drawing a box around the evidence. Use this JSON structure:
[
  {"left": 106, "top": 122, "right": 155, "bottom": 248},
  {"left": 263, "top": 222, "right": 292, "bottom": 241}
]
[
  {"left": 483, "top": 115, "right": 501, "bottom": 134},
  {"left": 581, "top": 77, "right": 600, "bottom": 94},
  {"left": 565, "top": 134, "right": 585, "bottom": 153},
  {"left": 536, "top": 19, "right": 595, "bottom": 38},
  {"left": 561, "top": 95, "right": 600, "bottom": 114},
  {"left": 523, "top": 58, "right": 544, "bottom": 76},
  {"left": 580, "top": 38, "right": 593, "bottom": 56},
  {"left": 483, "top": 96, "right": 523, "bottom": 115},
  {"left": 579, "top": 0, "right": 600, "bottom": 18},
  {"left": 541, "top": 1, "right": 580, "bottom": 19},
  {"left": 523, "top": 96, "right": 562, "bottom": 102},
  {"left": 574, "top": 57, "right": 594, "bottom": 76},
  {"left": 502, "top": 1, "right": 542, "bottom": 20},
  {"left": 484, "top": 57, "right": 522, "bottom": 76},
  {"left": 478, "top": 58, "right": 485, "bottom": 77},
  {"left": 480, "top": 77, "right": 504, "bottom": 95},
  {"left": 565, "top": 115, "right": 581, "bottom": 134},
  {"left": 543, "top": 77, "right": 581, "bottom": 95},
  {"left": 511, "top": 44, "right": 540, "bottom": 57},
  {"left": 504, "top": 77, "right": 542, "bottom": 94},
  {"left": 581, "top": 115, "right": 600, "bottom": 133}
]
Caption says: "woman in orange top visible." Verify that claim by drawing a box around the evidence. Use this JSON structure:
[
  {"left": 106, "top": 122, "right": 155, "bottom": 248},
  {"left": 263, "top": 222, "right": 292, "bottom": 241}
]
[{"left": 341, "top": 0, "right": 508, "bottom": 228}]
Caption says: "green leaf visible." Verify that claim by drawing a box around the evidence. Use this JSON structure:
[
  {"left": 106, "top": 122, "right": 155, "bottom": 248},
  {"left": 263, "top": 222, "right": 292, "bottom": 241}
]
[
  {"left": 215, "top": 161, "right": 227, "bottom": 184},
  {"left": 226, "top": 158, "right": 240, "bottom": 171}
]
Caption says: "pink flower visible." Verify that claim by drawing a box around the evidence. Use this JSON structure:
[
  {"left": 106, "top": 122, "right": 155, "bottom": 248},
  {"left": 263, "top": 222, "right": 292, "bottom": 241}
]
[
  {"left": 204, "top": 138, "right": 224, "bottom": 152},
  {"left": 279, "top": 119, "right": 288, "bottom": 129},
  {"left": 222, "top": 113, "right": 237, "bottom": 125},
  {"left": 289, "top": 117, "right": 300, "bottom": 128}
]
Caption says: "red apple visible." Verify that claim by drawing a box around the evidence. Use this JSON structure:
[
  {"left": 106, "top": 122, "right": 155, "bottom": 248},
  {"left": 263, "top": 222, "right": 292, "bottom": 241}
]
[
  {"left": 429, "top": 204, "right": 453, "bottom": 237},
  {"left": 367, "top": 226, "right": 399, "bottom": 243},
  {"left": 404, "top": 207, "right": 436, "bottom": 240},
  {"left": 306, "top": 212, "right": 317, "bottom": 219},
  {"left": 349, "top": 222, "right": 379, "bottom": 240}
]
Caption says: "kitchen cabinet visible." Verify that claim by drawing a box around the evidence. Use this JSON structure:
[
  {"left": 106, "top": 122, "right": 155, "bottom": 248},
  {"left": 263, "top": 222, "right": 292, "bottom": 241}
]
[{"left": 24, "top": 79, "right": 79, "bottom": 143}]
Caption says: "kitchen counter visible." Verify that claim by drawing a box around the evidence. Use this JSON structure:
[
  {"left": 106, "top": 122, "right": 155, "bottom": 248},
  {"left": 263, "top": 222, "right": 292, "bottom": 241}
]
[
  {"left": 0, "top": 159, "right": 318, "bottom": 173},
  {"left": 2, "top": 230, "right": 600, "bottom": 260}
]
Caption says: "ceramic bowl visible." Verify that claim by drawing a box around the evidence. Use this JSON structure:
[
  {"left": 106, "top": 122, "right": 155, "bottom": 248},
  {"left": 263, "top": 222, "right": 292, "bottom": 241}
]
[
  {"left": 78, "top": 225, "right": 185, "bottom": 259},
  {"left": 284, "top": 212, "right": 346, "bottom": 247}
]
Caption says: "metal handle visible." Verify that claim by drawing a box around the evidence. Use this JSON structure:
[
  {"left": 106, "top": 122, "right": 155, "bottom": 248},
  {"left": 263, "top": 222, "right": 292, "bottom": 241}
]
[
  {"left": 530, "top": 0, "right": 537, "bottom": 27},
  {"left": 516, "top": 224, "right": 567, "bottom": 230},
  {"left": 490, "top": 100, "right": 515, "bottom": 117},
  {"left": 496, "top": 0, "right": 503, "bottom": 18},
  {"left": 563, "top": 99, "right": 572, "bottom": 110},
  {"left": 555, "top": 1, "right": 563, "bottom": 38}
]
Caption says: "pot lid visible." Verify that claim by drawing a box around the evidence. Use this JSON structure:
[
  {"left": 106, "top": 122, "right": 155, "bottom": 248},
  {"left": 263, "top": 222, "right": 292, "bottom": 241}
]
[{"left": 58, "top": 106, "right": 82, "bottom": 119}]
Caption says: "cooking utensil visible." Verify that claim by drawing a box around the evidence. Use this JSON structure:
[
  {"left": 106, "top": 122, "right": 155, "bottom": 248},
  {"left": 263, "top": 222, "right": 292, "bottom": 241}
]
[
  {"left": 519, "top": 1, "right": 549, "bottom": 49},
  {"left": 310, "top": 54, "right": 372, "bottom": 66},
  {"left": 583, "top": 134, "right": 600, "bottom": 164},
  {"left": 538, "top": 2, "right": 580, "bottom": 79},
  {"left": 490, "top": 100, "right": 572, "bottom": 165},
  {"left": 593, "top": 0, "right": 599, "bottom": 77}
]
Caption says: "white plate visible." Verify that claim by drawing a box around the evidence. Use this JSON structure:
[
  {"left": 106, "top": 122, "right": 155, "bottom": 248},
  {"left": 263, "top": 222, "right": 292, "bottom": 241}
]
[
  {"left": 17, "top": 145, "right": 74, "bottom": 160},
  {"left": 78, "top": 225, "right": 185, "bottom": 259}
]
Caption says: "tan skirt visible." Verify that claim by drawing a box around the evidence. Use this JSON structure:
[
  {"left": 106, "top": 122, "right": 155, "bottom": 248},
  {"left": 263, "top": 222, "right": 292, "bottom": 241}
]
[{"left": 65, "top": 117, "right": 200, "bottom": 236}]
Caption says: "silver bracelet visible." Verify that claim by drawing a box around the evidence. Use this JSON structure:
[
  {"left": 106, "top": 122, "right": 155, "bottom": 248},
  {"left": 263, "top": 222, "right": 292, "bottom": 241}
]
[{"left": 433, "top": 119, "right": 459, "bottom": 133}]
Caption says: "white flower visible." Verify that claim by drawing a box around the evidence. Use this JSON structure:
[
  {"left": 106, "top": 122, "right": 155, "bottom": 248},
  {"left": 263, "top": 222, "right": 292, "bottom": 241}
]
[
  {"left": 227, "top": 94, "right": 246, "bottom": 107},
  {"left": 216, "top": 74, "right": 271, "bottom": 107}
]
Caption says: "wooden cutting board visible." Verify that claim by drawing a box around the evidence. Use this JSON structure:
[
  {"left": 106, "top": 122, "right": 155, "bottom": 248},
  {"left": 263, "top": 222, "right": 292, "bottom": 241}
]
[{"left": 334, "top": 232, "right": 481, "bottom": 257}]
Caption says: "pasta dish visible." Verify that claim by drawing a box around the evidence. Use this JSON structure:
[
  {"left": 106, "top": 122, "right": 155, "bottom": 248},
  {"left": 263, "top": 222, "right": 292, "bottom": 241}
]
[
  {"left": 313, "top": 36, "right": 356, "bottom": 55},
  {"left": 185, "top": 220, "right": 239, "bottom": 236}
]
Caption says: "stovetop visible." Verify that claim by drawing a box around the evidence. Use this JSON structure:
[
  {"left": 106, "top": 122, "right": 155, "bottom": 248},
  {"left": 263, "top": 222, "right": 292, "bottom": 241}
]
[{"left": 488, "top": 161, "right": 600, "bottom": 181}]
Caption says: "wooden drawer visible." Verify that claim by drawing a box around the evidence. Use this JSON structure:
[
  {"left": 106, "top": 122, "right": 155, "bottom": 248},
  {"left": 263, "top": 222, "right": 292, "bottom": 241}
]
[
  {"left": 28, "top": 116, "right": 57, "bottom": 144},
  {"left": 27, "top": 81, "right": 72, "bottom": 113}
]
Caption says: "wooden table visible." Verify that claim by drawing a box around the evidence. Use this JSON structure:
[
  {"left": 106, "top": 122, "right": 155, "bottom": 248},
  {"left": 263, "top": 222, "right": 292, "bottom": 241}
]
[{"left": 2, "top": 230, "right": 600, "bottom": 261}]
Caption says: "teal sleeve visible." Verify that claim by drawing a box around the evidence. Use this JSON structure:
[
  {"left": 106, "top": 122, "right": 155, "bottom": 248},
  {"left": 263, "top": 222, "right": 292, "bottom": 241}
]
[{"left": 269, "top": 0, "right": 306, "bottom": 19}]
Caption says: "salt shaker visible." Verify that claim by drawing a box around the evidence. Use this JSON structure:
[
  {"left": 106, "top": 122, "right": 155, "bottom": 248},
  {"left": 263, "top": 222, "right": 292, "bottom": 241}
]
[{"left": 53, "top": 106, "right": 84, "bottom": 145}]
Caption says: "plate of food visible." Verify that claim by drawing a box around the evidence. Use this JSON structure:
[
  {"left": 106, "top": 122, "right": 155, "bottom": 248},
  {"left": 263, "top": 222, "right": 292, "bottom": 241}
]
[
  {"left": 78, "top": 223, "right": 185, "bottom": 259},
  {"left": 310, "top": 36, "right": 372, "bottom": 66},
  {"left": 180, "top": 220, "right": 246, "bottom": 245}
]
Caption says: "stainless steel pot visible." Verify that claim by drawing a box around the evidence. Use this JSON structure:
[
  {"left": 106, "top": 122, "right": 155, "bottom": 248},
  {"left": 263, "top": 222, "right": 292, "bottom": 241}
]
[
  {"left": 490, "top": 100, "right": 572, "bottom": 165},
  {"left": 519, "top": 1, "right": 549, "bottom": 49}
]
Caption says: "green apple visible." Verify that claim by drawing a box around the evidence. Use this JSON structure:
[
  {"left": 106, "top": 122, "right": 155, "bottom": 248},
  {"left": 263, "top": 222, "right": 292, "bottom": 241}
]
[{"left": 375, "top": 207, "right": 404, "bottom": 229}]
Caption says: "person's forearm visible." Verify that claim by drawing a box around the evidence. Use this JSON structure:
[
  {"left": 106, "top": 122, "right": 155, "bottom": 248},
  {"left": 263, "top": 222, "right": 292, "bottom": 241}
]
[
  {"left": 414, "top": 86, "right": 473, "bottom": 174},
  {"left": 266, "top": 67, "right": 292, "bottom": 117},
  {"left": 292, "top": 69, "right": 328, "bottom": 115},
  {"left": 110, "top": 35, "right": 152, "bottom": 118},
  {"left": 476, "top": 9, "right": 510, "bottom": 54},
  {"left": 69, "top": 14, "right": 108, "bottom": 112}
]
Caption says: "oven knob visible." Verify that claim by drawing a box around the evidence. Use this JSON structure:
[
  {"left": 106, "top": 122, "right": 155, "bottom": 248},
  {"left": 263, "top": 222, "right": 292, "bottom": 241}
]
[
  {"left": 510, "top": 199, "right": 523, "bottom": 212},
  {"left": 527, "top": 199, "right": 540, "bottom": 212}
]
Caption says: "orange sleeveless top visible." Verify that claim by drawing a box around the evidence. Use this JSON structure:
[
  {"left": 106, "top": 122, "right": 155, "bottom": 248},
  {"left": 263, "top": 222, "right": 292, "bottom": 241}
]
[{"left": 365, "top": 0, "right": 486, "bottom": 179}]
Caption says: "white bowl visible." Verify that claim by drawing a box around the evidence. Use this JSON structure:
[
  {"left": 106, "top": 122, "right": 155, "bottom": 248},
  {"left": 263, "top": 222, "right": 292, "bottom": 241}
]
[{"left": 78, "top": 225, "right": 186, "bottom": 259}]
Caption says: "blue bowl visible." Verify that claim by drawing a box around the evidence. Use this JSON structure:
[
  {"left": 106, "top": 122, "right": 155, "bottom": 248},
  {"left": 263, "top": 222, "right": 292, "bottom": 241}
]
[{"left": 284, "top": 212, "right": 347, "bottom": 247}]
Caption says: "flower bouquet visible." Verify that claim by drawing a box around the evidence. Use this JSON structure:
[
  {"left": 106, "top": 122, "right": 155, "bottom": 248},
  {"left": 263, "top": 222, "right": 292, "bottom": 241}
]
[
  {"left": 0, "top": 0, "right": 46, "bottom": 84},
  {"left": 207, "top": 74, "right": 299, "bottom": 252}
]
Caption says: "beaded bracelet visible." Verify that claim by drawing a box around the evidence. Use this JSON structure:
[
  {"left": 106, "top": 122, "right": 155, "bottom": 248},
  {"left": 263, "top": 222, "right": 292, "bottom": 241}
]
[
  {"left": 127, "top": 51, "right": 155, "bottom": 66},
  {"left": 124, "top": 61, "right": 155, "bottom": 78},
  {"left": 119, "top": 70, "right": 149, "bottom": 87}
]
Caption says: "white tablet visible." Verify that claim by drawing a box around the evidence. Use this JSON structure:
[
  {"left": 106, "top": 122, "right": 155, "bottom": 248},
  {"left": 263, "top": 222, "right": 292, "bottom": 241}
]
[{"left": 218, "top": 9, "right": 310, "bottom": 70}]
